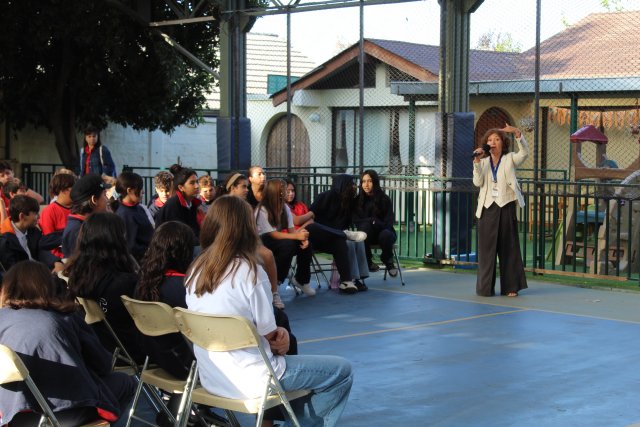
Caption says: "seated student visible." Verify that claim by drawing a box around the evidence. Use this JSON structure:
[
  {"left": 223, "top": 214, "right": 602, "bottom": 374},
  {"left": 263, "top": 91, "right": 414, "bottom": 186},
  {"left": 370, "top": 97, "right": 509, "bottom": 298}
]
[
  {"left": 61, "top": 174, "right": 108, "bottom": 258},
  {"left": 0, "top": 195, "right": 59, "bottom": 271},
  {"left": 285, "top": 179, "right": 367, "bottom": 293},
  {"left": 3, "top": 178, "right": 28, "bottom": 200},
  {"left": 147, "top": 170, "right": 173, "bottom": 220},
  {"left": 0, "top": 160, "right": 45, "bottom": 205},
  {"left": 310, "top": 174, "right": 370, "bottom": 294},
  {"left": 197, "top": 175, "right": 215, "bottom": 213},
  {"left": 256, "top": 179, "right": 314, "bottom": 297},
  {"left": 0, "top": 260, "right": 136, "bottom": 426},
  {"left": 64, "top": 212, "right": 145, "bottom": 364},
  {"left": 285, "top": 179, "right": 314, "bottom": 230},
  {"left": 186, "top": 196, "right": 353, "bottom": 427},
  {"left": 112, "top": 171, "right": 154, "bottom": 261},
  {"left": 217, "top": 172, "right": 285, "bottom": 309},
  {"left": 354, "top": 169, "right": 398, "bottom": 276},
  {"left": 39, "top": 173, "right": 76, "bottom": 259},
  {"left": 247, "top": 165, "right": 266, "bottom": 208},
  {"left": 136, "top": 221, "right": 196, "bottom": 377},
  {"left": 135, "top": 221, "right": 229, "bottom": 427},
  {"left": 155, "top": 165, "right": 202, "bottom": 241}
]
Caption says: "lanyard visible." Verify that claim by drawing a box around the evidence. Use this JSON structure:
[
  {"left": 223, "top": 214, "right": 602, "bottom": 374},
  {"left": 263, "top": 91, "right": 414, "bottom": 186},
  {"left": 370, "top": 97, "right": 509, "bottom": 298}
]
[{"left": 490, "top": 155, "right": 502, "bottom": 183}]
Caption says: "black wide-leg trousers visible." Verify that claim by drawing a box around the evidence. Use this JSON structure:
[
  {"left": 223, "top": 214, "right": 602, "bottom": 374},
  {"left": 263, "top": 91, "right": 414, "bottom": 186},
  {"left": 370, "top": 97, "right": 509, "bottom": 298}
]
[{"left": 476, "top": 201, "right": 528, "bottom": 296}]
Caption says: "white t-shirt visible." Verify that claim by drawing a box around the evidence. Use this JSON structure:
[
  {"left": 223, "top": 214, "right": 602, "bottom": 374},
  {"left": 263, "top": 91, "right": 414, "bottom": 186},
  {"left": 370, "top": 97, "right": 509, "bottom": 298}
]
[
  {"left": 185, "top": 259, "right": 285, "bottom": 399},
  {"left": 255, "top": 204, "right": 294, "bottom": 235}
]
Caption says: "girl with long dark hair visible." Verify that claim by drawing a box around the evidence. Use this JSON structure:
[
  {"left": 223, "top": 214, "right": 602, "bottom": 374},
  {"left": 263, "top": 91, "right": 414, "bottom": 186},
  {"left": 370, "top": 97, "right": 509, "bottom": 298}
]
[
  {"left": 354, "top": 169, "right": 398, "bottom": 275},
  {"left": 64, "top": 212, "right": 144, "bottom": 363}
]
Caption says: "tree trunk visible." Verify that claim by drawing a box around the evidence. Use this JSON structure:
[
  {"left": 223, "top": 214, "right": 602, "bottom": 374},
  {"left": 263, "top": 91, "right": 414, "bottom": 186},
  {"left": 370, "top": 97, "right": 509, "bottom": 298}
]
[{"left": 50, "top": 37, "right": 79, "bottom": 170}]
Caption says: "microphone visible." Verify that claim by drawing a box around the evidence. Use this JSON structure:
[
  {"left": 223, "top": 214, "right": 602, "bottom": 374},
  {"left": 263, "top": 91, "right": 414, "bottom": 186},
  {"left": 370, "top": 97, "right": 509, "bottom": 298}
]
[{"left": 472, "top": 144, "right": 490, "bottom": 158}]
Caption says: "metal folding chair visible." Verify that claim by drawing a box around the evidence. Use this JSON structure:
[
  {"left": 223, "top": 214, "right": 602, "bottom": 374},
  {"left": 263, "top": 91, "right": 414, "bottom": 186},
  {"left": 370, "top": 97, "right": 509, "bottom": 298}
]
[
  {"left": 120, "top": 296, "right": 198, "bottom": 427},
  {"left": 371, "top": 243, "right": 406, "bottom": 286},
  {"left": 0, "top": 344, "right": 110, "bottom": 427},
  {"left": 173, "top": 307, "right": 311, "bottom": 427}
]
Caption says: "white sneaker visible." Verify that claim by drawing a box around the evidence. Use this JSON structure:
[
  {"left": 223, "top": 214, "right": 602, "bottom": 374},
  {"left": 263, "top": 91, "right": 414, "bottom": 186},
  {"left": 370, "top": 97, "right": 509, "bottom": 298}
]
[
  {"left": 343, "top": 230, "right": 367, "bottom": 242},
  {"left": 272, "top": 292, "right": 285, "bottom": 309},
  {"left": 291, "top": 278, "right": 316, "bottom": 296},
  {"left": 339, "top": 280, "right": 358, "bottom": 294}
]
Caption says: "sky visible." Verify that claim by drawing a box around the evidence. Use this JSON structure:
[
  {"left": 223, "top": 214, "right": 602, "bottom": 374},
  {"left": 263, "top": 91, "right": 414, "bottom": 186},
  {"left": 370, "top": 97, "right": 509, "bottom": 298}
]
[{"left": 249, "top": 0, "right": 639, "bottom": 65}]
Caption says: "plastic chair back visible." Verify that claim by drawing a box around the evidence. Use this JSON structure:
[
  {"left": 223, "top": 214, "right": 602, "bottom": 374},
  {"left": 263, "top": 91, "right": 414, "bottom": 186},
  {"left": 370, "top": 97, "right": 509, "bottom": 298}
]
[
  {"left": 76, "top": 297, "right": 106, "bottom": 325},
  {"left": 120, "top": 296, "right": 178, "bottom": 337},
  {"left": 173, "top": 307, "right": 259, "bottom": 352},
  {"left": 0, "top": 344, "right": 28, "bottom": 384}
]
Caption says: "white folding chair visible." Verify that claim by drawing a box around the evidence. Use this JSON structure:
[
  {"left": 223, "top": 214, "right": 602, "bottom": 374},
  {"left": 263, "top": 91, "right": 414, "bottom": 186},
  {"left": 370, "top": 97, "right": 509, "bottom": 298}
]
[
  {"left": 76, "top": 297, "right": 139, "bottom": 373},
  {"left": 0, "top": 344, "right": 110, "bottom": 427},
  {"left": 120, "top": 296, "right": 198, "bottom": 427},
  {"left": 173, "top": 307, "right": 311, "bottom": 427},
  {"left": 77, "top": 297, "right": 162, "bottom": 414}
]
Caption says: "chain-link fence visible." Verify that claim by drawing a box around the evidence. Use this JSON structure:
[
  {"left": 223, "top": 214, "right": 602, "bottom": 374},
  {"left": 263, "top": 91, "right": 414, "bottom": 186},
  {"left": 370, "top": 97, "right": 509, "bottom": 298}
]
[
  {"left": 247, "top": 0, "right": 640, "bottom": 178},
  {"left": 240, "top": 0, "right": 640, "bottom": 280}
]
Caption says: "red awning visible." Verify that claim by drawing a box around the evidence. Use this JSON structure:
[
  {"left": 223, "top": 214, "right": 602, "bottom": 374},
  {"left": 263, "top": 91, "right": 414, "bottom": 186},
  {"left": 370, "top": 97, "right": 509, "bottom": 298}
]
[{"left": 570, "top": 125, "right": 608, "bottom": 144}]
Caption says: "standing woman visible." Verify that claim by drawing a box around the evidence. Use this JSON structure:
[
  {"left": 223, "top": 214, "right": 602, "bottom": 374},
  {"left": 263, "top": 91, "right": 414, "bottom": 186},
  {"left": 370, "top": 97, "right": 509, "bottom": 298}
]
[
  {"left": 79, "top": 125, "right": 116, "bottom": 177},
  {"left": 354, "top": 170, "right": 398, "bottom": 275},
  {"left": 473, "top": 124, "right": 528, "bottom": 297},
  {"left": 155, "top": 165, "right": 201, "bottom": 240}
]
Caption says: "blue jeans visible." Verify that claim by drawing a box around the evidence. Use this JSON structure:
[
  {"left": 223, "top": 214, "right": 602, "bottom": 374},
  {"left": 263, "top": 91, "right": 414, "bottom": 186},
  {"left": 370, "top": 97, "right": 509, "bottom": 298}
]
[
  {"left": 279, "top": 355, "right": 353, "bottom": 427},
  {"left": 346, "top": 240, "right": 369, "bottom": 280}
]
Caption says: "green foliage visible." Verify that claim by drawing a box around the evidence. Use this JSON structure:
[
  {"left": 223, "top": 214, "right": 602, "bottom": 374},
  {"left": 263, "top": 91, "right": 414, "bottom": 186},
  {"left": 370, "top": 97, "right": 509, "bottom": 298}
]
[
  {"left": 0, "top": 0, "right": 219, "bottom": 166},
  {"left": 600, "top": 0, "right": 626, "bottom": 11},
  {"left": 475, "top": 31, "right": 522, "bottom": 53}
]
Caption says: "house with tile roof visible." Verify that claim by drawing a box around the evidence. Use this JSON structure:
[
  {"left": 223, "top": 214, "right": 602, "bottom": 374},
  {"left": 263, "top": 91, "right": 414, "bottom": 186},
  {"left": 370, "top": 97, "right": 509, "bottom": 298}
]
[{"left": 249, "top": 10, "right": 640, "bottom": 179}]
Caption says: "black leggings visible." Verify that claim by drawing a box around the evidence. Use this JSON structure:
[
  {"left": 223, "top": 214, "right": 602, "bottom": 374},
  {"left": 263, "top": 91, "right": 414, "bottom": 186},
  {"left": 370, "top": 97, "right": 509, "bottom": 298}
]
[
  {"left": 260, "top": 235, "right": 311, "bottom": 284},
  {"left": 305, "top": 222, "right": 352, "bottom": 279}
]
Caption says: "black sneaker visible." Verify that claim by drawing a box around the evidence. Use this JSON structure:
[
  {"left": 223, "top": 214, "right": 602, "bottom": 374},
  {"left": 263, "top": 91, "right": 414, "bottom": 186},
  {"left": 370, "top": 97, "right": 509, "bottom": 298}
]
[
  {"left": 354, "top": 279, "right": 368, "bottom": 292},
  {"left": 339, "top": 281, "right": 358, "bottom": 294},
  {"left": 368, "top": 262, "right": 380, "bottom": 272},
  {"left": 386, "top": 263, "right": 398, "bottom": 277}
]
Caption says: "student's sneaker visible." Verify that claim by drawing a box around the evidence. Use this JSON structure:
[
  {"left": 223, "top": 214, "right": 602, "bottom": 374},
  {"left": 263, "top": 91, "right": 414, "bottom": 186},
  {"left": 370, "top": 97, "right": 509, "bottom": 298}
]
[
  {"left": 272, "top": 292, "right": 285, "bottom": 309},
  {"left": 339, "top": 280, "right": 358, "bottom": 294},
  {"left": 343, "top": 230, "right": 367, "bottom": 242},
  {"left": 368, "top": 262, "right": 380, "bottom": 272},
  {"left": 291, "top": 278, "right": 316, "bottom": 296},
  {"left": 386, "top": 262, "right": 398, "bottom": 277},
  {"left": 354, "top": 279, "right": 368, "bottom": 292}
]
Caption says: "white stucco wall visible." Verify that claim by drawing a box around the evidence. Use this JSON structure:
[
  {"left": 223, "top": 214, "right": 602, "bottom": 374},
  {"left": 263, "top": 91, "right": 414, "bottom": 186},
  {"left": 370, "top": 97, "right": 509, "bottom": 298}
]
[
  {"left": 3, "top": 118, "right": 217, "bottom": 175},
  {"left": 103, "top": 118, "right": 217, "bottom": 171},
  {"left": 247, "top": 63, "right": 440, "bottom": 171}
]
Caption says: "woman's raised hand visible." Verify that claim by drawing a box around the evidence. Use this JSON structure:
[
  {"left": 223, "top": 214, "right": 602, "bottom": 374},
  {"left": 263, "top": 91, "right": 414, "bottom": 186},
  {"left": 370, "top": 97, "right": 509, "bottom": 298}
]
[{"left": 502, "top": 123, "right": 522, "bottom": 138}]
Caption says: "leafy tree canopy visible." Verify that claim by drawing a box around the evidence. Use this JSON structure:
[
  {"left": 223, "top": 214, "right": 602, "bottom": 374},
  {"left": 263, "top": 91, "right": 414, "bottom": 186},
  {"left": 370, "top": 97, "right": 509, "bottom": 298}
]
[
  {"left": 0, "top": 0, "right": 219, "bottom": 168},
  {"left": 475, "top": 30, "right": 522, "bottom": 53}
]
